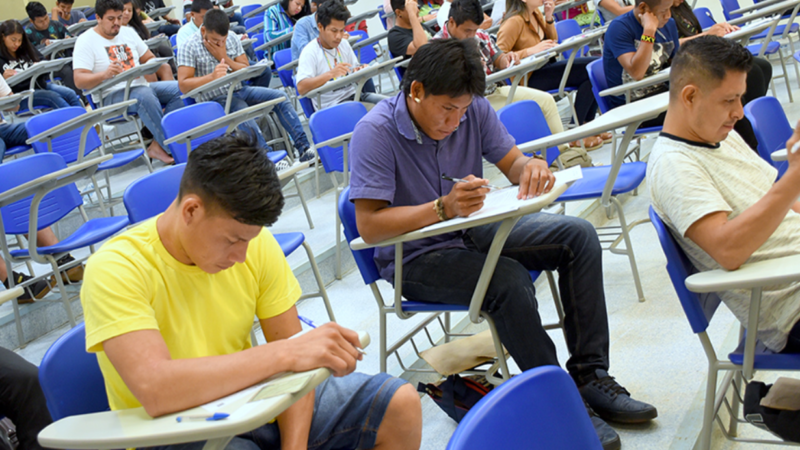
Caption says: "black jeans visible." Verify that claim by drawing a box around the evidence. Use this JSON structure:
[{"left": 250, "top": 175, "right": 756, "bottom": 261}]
[
  {"left": 401, "top": 213, "right": 610, "bottom": 378},
  {"left": 0, "top": 347, "right": 52, "bottom": 450},
  {"left": 526, "top": 57, "right": 599, "bottom": 125}
]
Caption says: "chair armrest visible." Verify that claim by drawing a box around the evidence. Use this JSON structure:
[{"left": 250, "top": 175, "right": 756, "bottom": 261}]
[
  {"left": 0, "top": 90, "right": 34, "bottom": 113},
  {"left": 278, "top": 160, "right": 312, "bottom": 180},
  {"left": 164, "top": 98, "right": 284, "bottom": 146},
  {"left": 728, "top": 0, "right": 796, "bottom": 25},
  {"left": 352, "top": 31, "right": 389, "bottom": 50},
  {"left": 67, "top": 20, "right": 97, "bottom": 36},
  {"left": 148, "top": 6, "right": 175, "bottom": 19},
  {"left": 313, "top": 132, "right": 353, "bottom": 149},
  {"left": 86, "top": 57, "right": 172, "bottom": 99},
  {"left": 25, "top": 100, "right": 136, "bottom": 146},
  {"left": 347, "top": 7, "right": 381, "bottom": 25},
  {"left": 224, "top": 5, "right": 240, "bottom": 14},
  {"left": 145, "top": 34, "right": 169, "bottom": 49},
  {"left": 242, "top": 1, "right": 277, "bottom": 19},
  {"left": 0, "top": 287, "right": 23, "bottom": 306},
  {"left": 40, "top": 37, "right": 77, "bottom": 58},
  {"left": 301, "top": 57, "right": 401, "bottom": 100},
  {"left": 145, "top": 20, "right": 166, "bottom": 33},
  {"left": 600, "top": 68, "right": 670, "bottom": 97},
  {"left": 278, "top": 59, "right": 299, "bottom": 72},
  {"left": 180, "top": 64, "right": 268, "bottom": 101},
  {"left": 685, "top": 254, "right": 800, "bottom": 293},
  {"left": 247, "top": 21, "right": 266, "bottom": 34},
  {"left": 5, "top": 58, "right": 72, "bottom": 89},
  {"left": 256, "top": 32, "right": 294, "bottom": 52}
]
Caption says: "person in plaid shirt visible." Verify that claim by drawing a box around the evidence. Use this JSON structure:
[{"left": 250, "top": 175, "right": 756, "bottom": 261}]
[
  {"left": 177, "top": 9, "right": 314, "bottom": 162},
  {"left": 432, "top": 0, "right": 567, "bottom": 143}
]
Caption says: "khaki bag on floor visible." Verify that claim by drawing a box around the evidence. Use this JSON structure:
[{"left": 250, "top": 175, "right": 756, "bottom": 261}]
[{"left": 551, "top": 146, "right": 593, "bottom": 170}]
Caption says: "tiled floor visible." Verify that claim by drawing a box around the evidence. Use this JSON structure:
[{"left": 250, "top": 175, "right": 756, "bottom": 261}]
[{"left": 8, "top": 18, "right": 800, "bottom": 450}]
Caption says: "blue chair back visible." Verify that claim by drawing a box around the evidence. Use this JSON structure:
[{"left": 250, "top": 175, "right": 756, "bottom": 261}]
[
  {"left": 308, "top": 102, "right": 368, "bottom": 173},
  {"left": 38, "top": 323, "right": 109, "bottom": 421},
  {"left": 350, "top": 30, "right": 378, "bottom": 64},
  {"left": 254, "top": 33, "right": 266, "bottom": 60},
  {"left": 244, "top": 17, "right": 261, "bottom": 37},
  {"left": 694, "top": 7, "right": 717, "bottom": 28},
  {"left": 124, "top": 164, "right": 187, "bottom": 224},
  {"left": 273, "top": 48, "right": 296, "bottom": 89},
  {"left": 379, "top": 10, "right": 389, "bottom": 30},
  {"left": 648, "top": 206, "right": 722, "bottom": 334},
  {"left": 391, "top": 51, "right": 405, "bottom": 81},
  {"left": 497, "top": 101, "right": 560, "bottom": 167},
  {"left": 161, "top": 102, "right": 226, "bottom": 164},
  {"left": 170, "top": 34, "right": 177, "bottom": 52},
  {"left": 720, "top": 0, "right": 742, "bottom": 21},
  {"left": 25, "top": 107, "right": 104, "bottom": 164},
  {"left": 338, "top": 186, "right": 382, "bottom": 285},
  {"left": 743, "top": 96, "right": 791, "bottom": 178},
  {"left": 556, "top": 19, "right": 588, "bottom": 59},
  {"left": 586, "top": 59, "right": 612, "bottom": 114},
  {"left": 446, "top": 366, "right": 603, "bottom": 450},
  {"left": 0, "top": 153, "right": 82, "bottom": 235},
  {"left": 240, "top": 4, "right": 262, "bottom": 17}
]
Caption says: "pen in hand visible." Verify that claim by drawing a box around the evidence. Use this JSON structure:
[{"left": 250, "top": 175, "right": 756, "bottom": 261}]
[
  {"left": 298, "top": 315, "right": 367, "bottom": 356},
  {"left": 441, "top": 174, "right": 500, "bottom": 191}
]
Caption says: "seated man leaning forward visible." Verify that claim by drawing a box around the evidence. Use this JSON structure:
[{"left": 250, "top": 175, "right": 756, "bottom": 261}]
[
  {"left": 177, "top": 9, "right": 315, "bottom": 163},
  {"left": 73, "top": 0, "right": 184, "bottom": 165},
  {"left": 296, "top": 0, "right": 387, "bottom": 111},
  {"left": 80, "top": 133, "right": 422, "bottom": 450},
  {"left": 349, "top": 38, "right": 657, "bottom": 450},
  {"left": 649, "top": 35, "right": 800, "bottom": 354}
]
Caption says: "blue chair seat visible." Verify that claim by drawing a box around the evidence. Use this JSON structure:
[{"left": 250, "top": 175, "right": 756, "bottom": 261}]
[
  {"left": 623, "top": 125, "right": 662, "bottom": 136},
  {"left": 557, "top": 162, "right": 646, "bottom": 201},
  {"left": 97, "top": 149, "right": 146, "bottom": 171},
  {"left": 747, "top": 41, "right": 781, "bottom": 56},
  {"left": 268, "top": 150, "right": 287, "bottom": 164},
  {"left": 4, "top": 145, "right": 31, "bottom": 157},
  {"left": 728, "top": 335, "right": 800, "bottom": 369},
  {"left": 275, "top": 232, "right": 304, "bottom": 256},
  {"left": 10, "top": 216, "right": 129, "bottom": 257},
  {"left": 752, "top": 22, "right": 799, "bottom": 40}
]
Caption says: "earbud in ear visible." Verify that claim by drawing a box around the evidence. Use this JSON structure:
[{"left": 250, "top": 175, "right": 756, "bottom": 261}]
[{"left": 414, "top": 98, "right": 421, "bottom": 103}]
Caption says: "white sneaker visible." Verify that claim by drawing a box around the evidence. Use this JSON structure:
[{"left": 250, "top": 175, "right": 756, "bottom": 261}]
[{"left": 275, "top": 160, "right": 291, "bottom": 172}]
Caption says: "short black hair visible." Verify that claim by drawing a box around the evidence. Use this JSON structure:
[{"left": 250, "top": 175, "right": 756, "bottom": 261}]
[
  {"left": 402, "top": 38, "right": 485, "bottom": 98},
  {"left": 670, "top": 35, "right": 753, "bottom": 99},
  {"left": 449, "top": 0, "right": 484, "bottom": 26},
  {"left": 316, "top": 0, "right": 350, "bottom": 28},
  {"left": 56, "top": 0, "right": 76, "bottom": 4},
  {"left": 635, "top": 0, "right": 668, "bottom": 9},
  {"left": 390, "top": 0, "right": 404, "bottom": 14},
  {"left": 179, "top": 133, "right": 285, "bottom": 227},
  {"left": 192, "top": 0, "right": 214, "bottom": 13},
  {"left": 95, "top": 0, "right": 124, "bottom": 18},
  {"left": 25, "top": 2, "right": 48, "bottom": 20},
  {"left": 203, "top": 9, "right": 230, "bottom": 35},
  {"left": 311, "top": 0, "right": 330, "bottom": 6}
]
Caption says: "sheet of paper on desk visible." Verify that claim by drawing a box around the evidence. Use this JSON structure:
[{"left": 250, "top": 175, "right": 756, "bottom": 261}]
[
  {"left": 201, "top": 381, "right": 269, "bottom": 412},
  {"left": 248, "top": 372, "right": 315, "bottom": 403}
]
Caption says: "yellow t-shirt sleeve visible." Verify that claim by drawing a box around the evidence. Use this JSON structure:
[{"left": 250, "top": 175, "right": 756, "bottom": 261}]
[
  {"left": 81, "top": 249, "right": 159, "bottom": 354},
  {"left": 253, "top": 230, "right": 302, "bottom": 320}
]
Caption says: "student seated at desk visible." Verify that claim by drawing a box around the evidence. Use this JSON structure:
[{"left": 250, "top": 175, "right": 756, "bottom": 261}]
[
  {"left": 80, "top": 133, "right": 422, "bottom": 450},
  {"left": 593, "top": 0, "right": 634, "bottom": 23},
  {"left": 24, "top": 2, "right": 73, "bottom": 51},
  {"left": 73, "top": 0, "right": 185, "bottom": 164},
  {"left": 349, "top": 39, "right": 658, "bottom": 450},
  {"left": 387, "top": 0, "right": 430, "bottom": 59},
  {"left": 178, "top": 9, "right": 314, "bottom": 162},
  {"left": 0, "top": 20, "right": 82, "bottom": 108},
  {"left": 296, "top": 0, "right": 387, "bottom": 111},
  {"left": 291, "top": 0, "right": 328, "bottom": 59},
  {"left": 52, "top": 0, "right": 88, "bottom": 27},
  {"left": 139, "top": 0, "right": 182, "bottom": 37},
  {"left": 0, "top": 346, "right": 52, "bottom": 450},
  {"left": 649, "top": 36, "right": 800, "bottom": 354},
  {"left": 497, "top": 0, "right": 607, "bottom": 147},
  {"left": 122, "top": 0, "right": 176, "bottom": 81},
  {"left": 433, "top": 0, "right": 570, "bottom": 147},
  {"left": 603, "top": 0, "right": 760, "bottom": 148},
  {"left": 264, "top": 0, "right": 310, "bottom": 60}
]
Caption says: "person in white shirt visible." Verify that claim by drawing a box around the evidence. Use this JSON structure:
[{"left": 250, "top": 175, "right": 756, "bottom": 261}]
[
  {"left": 176, "top": 0, "right": 213, "bottom": 49},
  {"left": 73, "top": 0, "right": 184, "bottom": 164},
  {"left": 436, "top": 0, "right": 492, "bottom": 30},
  {"left": 296, "top": 0, "right": 387, "bottom": 111},
  {"left": 649, "top": 36, "right": 800, "bottom": 353}
]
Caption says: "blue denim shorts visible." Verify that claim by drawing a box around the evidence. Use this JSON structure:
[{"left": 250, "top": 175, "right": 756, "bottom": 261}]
[{"left": 143, "top": 372, "right": 406, "bottom": 450}]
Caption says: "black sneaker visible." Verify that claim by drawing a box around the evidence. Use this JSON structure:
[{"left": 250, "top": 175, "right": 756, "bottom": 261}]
[
  {"left": 579, "top": 369, "right": 658, "bottom": 424},
  {"left": 56, "top": 254, "right": 84, "bottom": 283},
  {"left": 586, "top": 399, "right": 621, "bottom": 450},
  {"left": 299, "top": 148, "right": 316, "bottom": 164},
  {"left": 2, "top": 271, "right": 54, "bottom": 304}
]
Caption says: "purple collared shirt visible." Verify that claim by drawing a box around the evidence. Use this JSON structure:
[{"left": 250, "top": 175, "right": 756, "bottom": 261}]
[{"left": 349, "top": 92, "right": 516, "bottom": 282}]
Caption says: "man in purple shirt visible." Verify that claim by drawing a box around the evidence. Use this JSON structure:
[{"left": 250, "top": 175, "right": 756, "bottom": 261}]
[{"left": 349, "top": 39, "right": 656, "bottom": 450}]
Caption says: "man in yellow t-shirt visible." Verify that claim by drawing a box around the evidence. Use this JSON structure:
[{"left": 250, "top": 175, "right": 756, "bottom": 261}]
[{"left": 80, "top": 133, "right": 421, "bottom": 450}]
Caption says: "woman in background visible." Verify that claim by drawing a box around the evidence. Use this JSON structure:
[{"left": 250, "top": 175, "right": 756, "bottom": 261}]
[{"left": 264, "top": 0, "right": 310, "bottom": 59}]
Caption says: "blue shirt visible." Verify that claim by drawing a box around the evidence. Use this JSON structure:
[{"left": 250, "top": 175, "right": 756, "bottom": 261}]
[
  {"left": 603, "top": 11, "right": 679, "bottom": 109},
  {"left": 349, "top": 92, "right": 516, "bottom": 282},
  {"left": 291, "top": 14, "right": 318, "bottom": 60}
]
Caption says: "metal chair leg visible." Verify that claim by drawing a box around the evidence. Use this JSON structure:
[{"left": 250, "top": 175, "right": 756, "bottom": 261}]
[
  {"left": 293, "top": 175, "right": 314, "bottom": 229},
  {"left": 302, "top": 241, "right": 335, "bottom": 322},
  {"left": 778, "top": 47, "right": 794, "bottom": 102},
  {"left": 48, "top": 256, "right": 76, "bottom": 328},
  {"left": 612, "top": 197, "right": 645, "bottom": 302}
]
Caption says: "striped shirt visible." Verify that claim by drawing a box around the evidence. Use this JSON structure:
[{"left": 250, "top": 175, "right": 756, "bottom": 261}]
[
  {"left": 263, "top": 4, "right": 294, "bottom": 59},
  {"left": 177, "top": 31, "right": 245, "bottom": 102}
]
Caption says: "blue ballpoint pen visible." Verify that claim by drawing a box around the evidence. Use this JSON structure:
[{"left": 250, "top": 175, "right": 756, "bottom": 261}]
[
  {"left": 176, "top": 412, "right": 229, "bottom": 422},
  {"left": 298, "top": 315, "right": 367, "bottom": 355}
]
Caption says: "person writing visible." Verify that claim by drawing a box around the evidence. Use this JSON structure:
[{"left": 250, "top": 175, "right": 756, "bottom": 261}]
[
  {"left": 51, "top": 0, "right": 88, "bottom": 27},
  {"left": 80, "top": 133, "right": 422, "bottom": 450},
  {"left": 349, "top": 38, "right": 658, "bottom": 450}
]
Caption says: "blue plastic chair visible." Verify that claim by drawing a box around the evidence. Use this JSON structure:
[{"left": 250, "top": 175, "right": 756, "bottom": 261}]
[
  {"left": 38, "top": 323, "right": 109, "bottom": 421},
  {"left": 350, "top": 30, "right": 378, "bottom": 64},
  {"left": 273, "top": 49, "right": 315, "bottom": 119},
  {"left": 649, "top": 206, "right": 800, "bottom": 449},
  {"left": 170, "top": 34, "right": 178, "bottom": 52},
  {"left": 743, "top": 96, "right": 791, "bottom": 179},
  {"left": 3, "top": 144, "right": 32, "bottom": 159},
  {"left": 694, "top": 7, "right": 717, "bottom": 28},
  {"left": 244, "top": 17, "right": 262, "bottom": 37},
  {"left": 720, "top": 0, "right": 743, "bottom": 21},
  {"left": 254, "top": 32, "right": 266, "bottom": 61},
  {"left": 0, "top": 153, "right": 130, "bottom": 345},
  {"left": 447, "top": 366, "right": 603, "bottom": 450},
  {"left": 555, "top": 19, "right": 589, "bottom": 59},
  {"left": 26, "top": 107, "right": 148, "bottom": 215},
  {"left": 496, "top": 101, "right": 560, "bottom": 167},
  {"left": 240, "top": 4, "right": 262, "bottom": 18},
  {"left": 338, "top": 185, "right": 564, "bottom": 379},
  {"left": 123, "top": 163, "right": 335, "bottom": 321}
]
